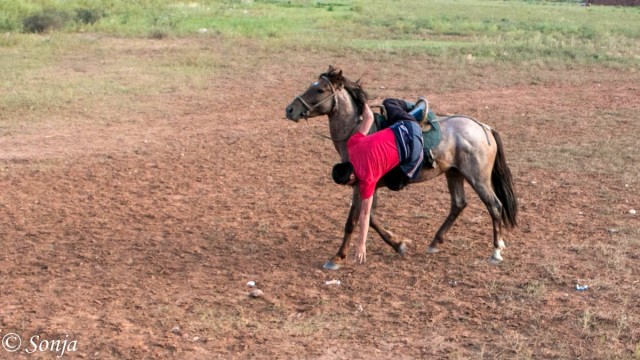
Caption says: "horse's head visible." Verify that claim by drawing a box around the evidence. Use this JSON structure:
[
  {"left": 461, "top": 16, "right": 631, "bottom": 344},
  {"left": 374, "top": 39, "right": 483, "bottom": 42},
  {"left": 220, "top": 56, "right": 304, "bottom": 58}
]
[{"left": 285, "top": 66, "right": 348, "bottom": 122}]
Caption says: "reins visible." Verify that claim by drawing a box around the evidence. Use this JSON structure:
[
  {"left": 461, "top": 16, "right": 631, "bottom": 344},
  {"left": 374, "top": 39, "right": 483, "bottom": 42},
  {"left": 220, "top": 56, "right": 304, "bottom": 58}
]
[{"left": 304, "top": 115, "right": 360, "bottom": 143}]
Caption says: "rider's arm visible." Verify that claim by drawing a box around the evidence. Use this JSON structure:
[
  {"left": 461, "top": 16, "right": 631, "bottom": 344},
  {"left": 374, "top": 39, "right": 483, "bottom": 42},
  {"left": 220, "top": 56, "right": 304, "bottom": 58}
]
[
  {"left": 356, "top": 104, "right": 374, "bottom": 136},
  {"left": 355, "top": 195, "right": 373, "bottom": 264}
]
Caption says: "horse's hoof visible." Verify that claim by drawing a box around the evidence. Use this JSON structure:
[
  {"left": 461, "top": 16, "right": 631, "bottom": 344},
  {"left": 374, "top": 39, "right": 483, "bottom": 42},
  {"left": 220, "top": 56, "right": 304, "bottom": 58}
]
[
  {"left": 397, "top": 243, "right": 408, "bottom": 256},
  {"left": 488, "top": 249, "right": 503, "bottom": 265},
  {"left": 323, "top": 261, "right": 341, "bottom": 270},
  {"left": 427, "top": 246, "right": 440, "bottom": 254}
]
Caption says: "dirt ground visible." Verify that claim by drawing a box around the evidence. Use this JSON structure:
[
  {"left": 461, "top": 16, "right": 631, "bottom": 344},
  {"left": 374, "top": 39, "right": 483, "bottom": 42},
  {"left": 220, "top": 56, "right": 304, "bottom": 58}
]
[{"left": 1, "top": 37, "right": 639, "bottom": 359}]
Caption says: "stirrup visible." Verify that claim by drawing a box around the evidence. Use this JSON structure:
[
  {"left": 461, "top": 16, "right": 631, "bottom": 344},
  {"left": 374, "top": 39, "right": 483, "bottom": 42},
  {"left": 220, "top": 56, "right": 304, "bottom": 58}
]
[
  {"left": 425, "top": 149, "right": 436, "bottom": 169},
  {"left": 409, "top": 97, "right": 428, "bottom": 122}
]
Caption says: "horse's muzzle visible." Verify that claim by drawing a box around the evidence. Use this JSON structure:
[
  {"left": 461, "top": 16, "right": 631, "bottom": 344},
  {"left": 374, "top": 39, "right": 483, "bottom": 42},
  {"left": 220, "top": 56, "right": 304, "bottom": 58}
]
[{"left": 285, "top": 104, "right": 302, "bottom": 122}]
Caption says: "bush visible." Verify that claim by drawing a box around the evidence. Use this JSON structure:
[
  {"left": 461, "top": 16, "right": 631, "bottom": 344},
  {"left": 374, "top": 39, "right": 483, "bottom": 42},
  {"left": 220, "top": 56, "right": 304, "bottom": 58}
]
[
  {"left": 148, "top": 30, "right": 168, "bottom": 39},
  {"left": 74, "top": 8, "right": 103, "bottom": 25},
  {"left": 22, "top": 9, "right": 69, "bottom": 33}
]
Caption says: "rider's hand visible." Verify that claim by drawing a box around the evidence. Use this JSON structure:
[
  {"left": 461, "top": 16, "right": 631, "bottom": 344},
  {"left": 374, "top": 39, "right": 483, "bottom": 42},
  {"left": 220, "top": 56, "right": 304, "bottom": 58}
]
[
  {"left": 363, "top": 103, "right": 372, "bottom": 118},
  {"left": 355, "top": 242, "right": 366, "bottom": 264}
]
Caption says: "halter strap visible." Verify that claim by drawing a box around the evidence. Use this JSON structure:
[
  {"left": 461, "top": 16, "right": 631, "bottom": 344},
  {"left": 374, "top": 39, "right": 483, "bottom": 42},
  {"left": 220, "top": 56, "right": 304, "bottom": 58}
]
[
  {"left": 296, "top": 76, "right": 339, "bottom": 119},
  {"left": 295, "top": 76, "right": 360, "bottom": 143}
]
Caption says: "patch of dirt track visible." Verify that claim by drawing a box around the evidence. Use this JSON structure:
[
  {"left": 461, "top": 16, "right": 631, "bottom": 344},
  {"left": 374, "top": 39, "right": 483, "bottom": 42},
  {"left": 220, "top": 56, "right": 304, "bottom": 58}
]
[{"left": 1, "top": 37, "right": 639, "bottom": 359}]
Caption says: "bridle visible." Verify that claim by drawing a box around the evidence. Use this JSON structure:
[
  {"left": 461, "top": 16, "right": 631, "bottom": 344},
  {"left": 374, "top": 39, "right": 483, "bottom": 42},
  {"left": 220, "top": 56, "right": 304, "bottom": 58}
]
[
  {"left": 295, "top": 76, "right": 360, "bottom": 143},
  {"left": 295, "top": 76, "right": 339, "bottom": 120}
]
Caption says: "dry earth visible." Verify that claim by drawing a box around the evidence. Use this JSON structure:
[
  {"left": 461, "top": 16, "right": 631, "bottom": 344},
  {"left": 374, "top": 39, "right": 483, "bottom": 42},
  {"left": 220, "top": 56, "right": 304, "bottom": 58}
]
[{"left": 1, "top": 37, "right": 639, "bottom": 359}]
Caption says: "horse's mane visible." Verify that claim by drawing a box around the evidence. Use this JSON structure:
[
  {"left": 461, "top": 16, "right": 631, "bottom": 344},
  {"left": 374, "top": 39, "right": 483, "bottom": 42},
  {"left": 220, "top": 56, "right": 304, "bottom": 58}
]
[{"left": 320, "top": 66, "right": 369, "bottom": 115}]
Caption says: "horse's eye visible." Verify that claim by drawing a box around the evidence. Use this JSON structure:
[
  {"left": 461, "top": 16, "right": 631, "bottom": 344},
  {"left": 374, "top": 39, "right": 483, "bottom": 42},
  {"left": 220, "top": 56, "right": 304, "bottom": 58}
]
[{"left": 317, "top": 88, "right": 325, "bottom": 94}]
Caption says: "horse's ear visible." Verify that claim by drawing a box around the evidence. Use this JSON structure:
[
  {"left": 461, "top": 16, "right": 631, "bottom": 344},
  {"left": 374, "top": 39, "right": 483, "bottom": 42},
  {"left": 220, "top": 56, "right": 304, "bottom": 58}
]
[
  {"left": 335, "top": 70, "right": 346, "bottom": 89},
  {"left": 357, "top": 69, "right": 369, "bottom": 86}
]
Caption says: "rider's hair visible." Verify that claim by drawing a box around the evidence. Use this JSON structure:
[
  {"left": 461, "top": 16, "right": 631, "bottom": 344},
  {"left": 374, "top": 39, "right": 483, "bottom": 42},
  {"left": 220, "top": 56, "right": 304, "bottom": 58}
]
[{"left": 332, "top": 162, "right": 355, "bottom": 185}]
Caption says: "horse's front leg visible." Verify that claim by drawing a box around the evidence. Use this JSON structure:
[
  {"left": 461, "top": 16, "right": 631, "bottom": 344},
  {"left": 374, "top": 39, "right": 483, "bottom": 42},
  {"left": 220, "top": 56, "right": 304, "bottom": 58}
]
[
  {"left": 369, "top": 191, "right": 409, "bottom": 256},
  {"left": 323, "top": 190, "right": 360, "bottom": 270},
  {"left": 323, "top": 190, "right": 408, "bottom": 270}
]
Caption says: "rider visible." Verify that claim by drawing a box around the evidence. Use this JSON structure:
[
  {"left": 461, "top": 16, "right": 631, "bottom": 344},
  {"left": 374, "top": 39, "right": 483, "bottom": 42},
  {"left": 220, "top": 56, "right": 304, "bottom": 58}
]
[{"left": 331, "top": 97, "right": 427, "bottom": 264}]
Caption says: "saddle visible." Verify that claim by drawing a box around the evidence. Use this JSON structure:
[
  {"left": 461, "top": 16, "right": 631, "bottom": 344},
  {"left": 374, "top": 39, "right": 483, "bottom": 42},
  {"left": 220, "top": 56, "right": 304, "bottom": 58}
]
[
  {"left": 373, "top": 106, "right": 441, "bottom": 152},
  {"left": 420, "top": 109, "right": 442, "bottom": 152}
]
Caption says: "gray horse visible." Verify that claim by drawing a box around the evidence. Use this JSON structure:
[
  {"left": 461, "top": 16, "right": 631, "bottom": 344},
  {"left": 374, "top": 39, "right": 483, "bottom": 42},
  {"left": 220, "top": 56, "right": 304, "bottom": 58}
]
[{"left": 285, "top": 66, "right": 517, "bottom": 270}]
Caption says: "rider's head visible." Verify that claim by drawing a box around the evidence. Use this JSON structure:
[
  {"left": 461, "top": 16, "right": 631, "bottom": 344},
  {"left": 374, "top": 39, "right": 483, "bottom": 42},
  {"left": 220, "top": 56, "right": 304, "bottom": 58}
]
[{"left": 332, "top": 162, "right": 356, "bottom": 185}]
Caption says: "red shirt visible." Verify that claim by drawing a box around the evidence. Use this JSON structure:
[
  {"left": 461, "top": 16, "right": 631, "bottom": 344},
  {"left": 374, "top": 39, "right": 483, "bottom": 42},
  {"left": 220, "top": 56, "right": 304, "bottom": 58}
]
[{"left": 347, "top": 129, "right": 400, "bottom": 199}]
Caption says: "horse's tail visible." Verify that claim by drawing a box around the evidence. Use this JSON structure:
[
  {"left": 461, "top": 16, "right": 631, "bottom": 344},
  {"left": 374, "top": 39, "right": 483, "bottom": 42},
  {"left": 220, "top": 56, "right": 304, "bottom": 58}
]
[{"left": 491, "top": 129, "right": 518, "bottom": 228}]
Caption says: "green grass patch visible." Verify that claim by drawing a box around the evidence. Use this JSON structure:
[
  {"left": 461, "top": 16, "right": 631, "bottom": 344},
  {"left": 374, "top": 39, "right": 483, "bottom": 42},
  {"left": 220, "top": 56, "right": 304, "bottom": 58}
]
[
  {"left": 1, "top": 0, "right": 639, "bottom": 65},
  {"left": 0, "top": 34, "right": 225, "bottom": 128}
]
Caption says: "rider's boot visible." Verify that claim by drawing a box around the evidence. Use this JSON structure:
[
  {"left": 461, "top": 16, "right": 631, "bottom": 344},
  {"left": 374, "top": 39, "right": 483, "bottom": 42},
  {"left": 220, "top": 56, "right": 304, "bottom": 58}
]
[{"left": 408, "top": 97, "right": 427, "bottom": 122}]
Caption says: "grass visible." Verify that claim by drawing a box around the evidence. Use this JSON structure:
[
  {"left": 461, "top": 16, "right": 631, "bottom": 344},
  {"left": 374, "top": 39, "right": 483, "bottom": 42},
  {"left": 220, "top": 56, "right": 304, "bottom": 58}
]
[
  {"left": 1, "top": 0, "right": 639, "bottom": 65},
  {"left": 521, "top": 279, "right": 547, "bottom": 300},
  {"left": 0, "top": 35, "right": 224, "bottom": 128},
  {"left": 2, "top": 1, "right": 637, "bottom": 128}
]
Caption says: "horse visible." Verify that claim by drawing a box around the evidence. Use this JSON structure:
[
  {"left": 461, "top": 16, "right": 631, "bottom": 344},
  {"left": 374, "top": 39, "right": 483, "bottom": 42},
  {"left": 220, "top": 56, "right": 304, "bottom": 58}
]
[{"left": 285, "top": 66, "right": 517, "bottom": 270}]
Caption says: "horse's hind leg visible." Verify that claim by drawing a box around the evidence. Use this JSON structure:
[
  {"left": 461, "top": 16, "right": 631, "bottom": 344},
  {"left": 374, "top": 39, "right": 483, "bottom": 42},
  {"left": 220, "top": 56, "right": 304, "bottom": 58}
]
[
  {"left": 428, "top": 169, "right": 467, "bottom": 253},
  {"left": 468, "top": 179, "right": 505, "bottom": 264}
]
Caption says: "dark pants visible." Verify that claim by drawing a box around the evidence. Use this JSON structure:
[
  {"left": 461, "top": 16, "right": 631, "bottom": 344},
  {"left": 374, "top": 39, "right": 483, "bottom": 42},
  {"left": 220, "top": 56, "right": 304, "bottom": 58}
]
[
  {"left": 384, "top": 98, "right": 416, "bottom": 122},
  {"left": 382, "top": 166, "right": 410, "bottom": 191},
  {"left": 380, "top": 98, "right": 423, "bottom": 191},
  {"left": 379, "top": 98, "right": 415, "bottom": 129}
]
